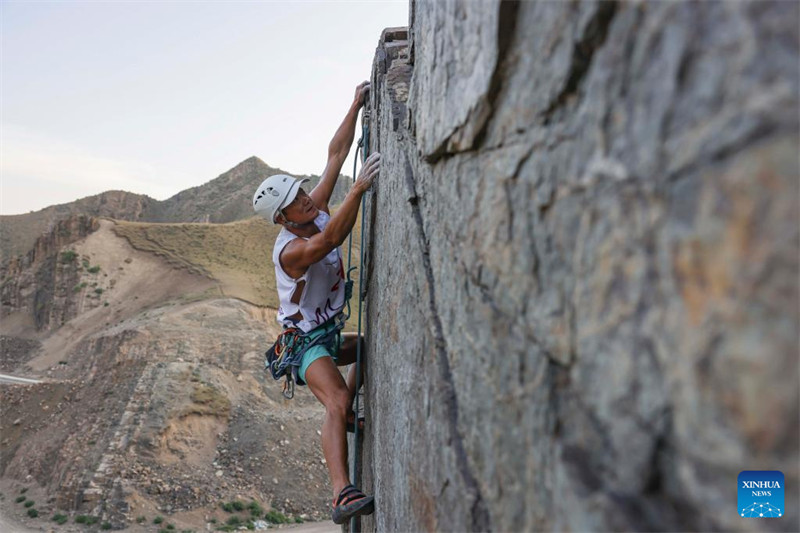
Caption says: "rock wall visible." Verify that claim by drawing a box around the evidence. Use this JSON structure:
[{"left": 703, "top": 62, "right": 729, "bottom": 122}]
[{"left": 359, "top": 1, "right": 798, "bottom": 531}]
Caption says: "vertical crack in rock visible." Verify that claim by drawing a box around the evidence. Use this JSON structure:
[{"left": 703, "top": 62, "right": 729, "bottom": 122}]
[
  {"left": 426, "top": 1, "right": 521, "bottom": 163},
  {"left": 541, "top": 1, "right": 619, "bottom": 124},
  {"left": 402, "top": 154, "right": 491, "bottom": 531},
  {"left": 465, "top": 0, "right": 521, "bottom": 153}
]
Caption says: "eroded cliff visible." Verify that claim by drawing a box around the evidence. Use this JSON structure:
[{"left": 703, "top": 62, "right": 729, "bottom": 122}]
[{"left": 358, "top": 2, "right": 798, "bottom": 531}]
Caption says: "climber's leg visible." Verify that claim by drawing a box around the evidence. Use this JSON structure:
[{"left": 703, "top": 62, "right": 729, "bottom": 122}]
[
  {"left": 337, "top": 333, "right": 364, "bottom": 401},
  {"left": 336, "top": 333, "right": 365, "bottom": 430},
  {"left": 305, "top": 353, "right": 374, "bottom": 524},
  {"left": 305, "top": 354, "right": 352, "bottom": 500}
]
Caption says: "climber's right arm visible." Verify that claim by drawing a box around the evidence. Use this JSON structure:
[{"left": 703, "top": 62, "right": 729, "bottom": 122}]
[{"left": 280, "top": 152, "right": 380, "bottom": 275}]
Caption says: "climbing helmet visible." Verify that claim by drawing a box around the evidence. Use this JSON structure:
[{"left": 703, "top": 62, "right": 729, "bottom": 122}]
[{"left": 253, "top": 174, "right": 310, "bottom": 224}]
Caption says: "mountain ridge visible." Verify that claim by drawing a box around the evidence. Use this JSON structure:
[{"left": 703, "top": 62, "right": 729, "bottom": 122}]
[{"left": 0, "top": 156, "right": 351, "bottom": 262}]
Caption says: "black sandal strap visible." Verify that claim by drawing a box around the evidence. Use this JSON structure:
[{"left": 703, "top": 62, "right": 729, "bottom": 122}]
[
  {"left": 335, "top": 485, "right": 358, "bottom": 507},
  {"left": 339, "top": 491, "right": 368, "bottom": 506}
]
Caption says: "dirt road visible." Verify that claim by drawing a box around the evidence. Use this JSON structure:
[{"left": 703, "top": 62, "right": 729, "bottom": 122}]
[{"left": 0, "top": 374, "right": 41, "bottom": 385}]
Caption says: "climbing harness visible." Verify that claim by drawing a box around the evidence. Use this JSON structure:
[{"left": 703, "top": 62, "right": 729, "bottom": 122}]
[{"left": 265, "top": 312, "right": 348, "bottom": 399}]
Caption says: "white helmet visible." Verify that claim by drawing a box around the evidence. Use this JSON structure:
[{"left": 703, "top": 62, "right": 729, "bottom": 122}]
[{"left": 253, "top": 174, "right": 309, "bottom": 224}]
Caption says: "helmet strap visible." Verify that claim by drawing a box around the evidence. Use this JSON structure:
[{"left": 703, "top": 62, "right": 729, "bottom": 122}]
[{"left": 279, "top": 210, "right": 314, "bottom": 229}]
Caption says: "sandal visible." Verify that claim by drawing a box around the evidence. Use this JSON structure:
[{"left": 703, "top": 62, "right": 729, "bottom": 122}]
[{"left": 331, "top": 484, "right": 374, "bottom": 524}]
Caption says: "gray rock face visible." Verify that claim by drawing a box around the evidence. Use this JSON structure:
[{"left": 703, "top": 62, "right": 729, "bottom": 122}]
[{"left": 357, "top": 2, "right": 798, "bottom": 531}]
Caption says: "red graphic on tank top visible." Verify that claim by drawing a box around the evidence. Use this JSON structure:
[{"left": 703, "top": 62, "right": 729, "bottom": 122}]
[
  {"left": 331, "top": 257, "right": 345, "bottom": 292},
  {"left": 314, "top": 298, "right": 338, "bottom": 325}
]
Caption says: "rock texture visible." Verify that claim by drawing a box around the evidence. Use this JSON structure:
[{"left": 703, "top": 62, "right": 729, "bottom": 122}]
[{"left": 359, "top": 2, "right": 798, "bottom": 532}]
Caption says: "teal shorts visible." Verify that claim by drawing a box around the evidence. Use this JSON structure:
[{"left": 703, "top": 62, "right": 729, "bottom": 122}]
[{"left": 298, "top": 321, "right": 342, "bottom": 384}]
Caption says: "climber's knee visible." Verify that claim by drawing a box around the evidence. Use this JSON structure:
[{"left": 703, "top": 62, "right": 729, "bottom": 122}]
[{"left": 325, "top": 387, "right": 351, "bottom": 419}]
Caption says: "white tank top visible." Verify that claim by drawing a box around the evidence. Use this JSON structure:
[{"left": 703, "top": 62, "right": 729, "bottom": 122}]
[{"left": 273, "top": 210, "right": 346, "bottom": 332}]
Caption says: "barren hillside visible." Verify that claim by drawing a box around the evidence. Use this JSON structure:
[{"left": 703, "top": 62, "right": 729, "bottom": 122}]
[{"left": 0, "top": 216, "right": 354, "bottom": 531}]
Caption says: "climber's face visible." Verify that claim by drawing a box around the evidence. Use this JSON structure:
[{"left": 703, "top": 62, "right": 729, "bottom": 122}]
[{"left": 280, "top": 188, "right": 318, "bottom": 225}]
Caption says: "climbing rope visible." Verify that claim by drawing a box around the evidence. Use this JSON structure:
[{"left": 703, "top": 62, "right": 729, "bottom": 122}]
[{"left": 344, "top": 107, "right": 370, "bottom": 533}]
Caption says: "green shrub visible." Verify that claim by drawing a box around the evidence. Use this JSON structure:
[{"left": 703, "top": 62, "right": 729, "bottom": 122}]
[
  {"left": 75, "top": 515, "right": 99, "bottom": 524},
  {"left": 226, "top": 515, "right": 241, "bottom": 526},
  {"left": 15, "top": 496, "right": 26, "bottom": 503},
  {"left": 61, "top": 251, "right": 77, "bottom": 263},
  {"left": 136, "top": 516, "right": 146, "bottom": 523},
  {"left": 94, "top": 288, "right": 104, "bottom": 295},
  {"left": 246, "top": 522, "right": 255, "bottom": 530},
  {"left": 88, "top": 265, "right": 101, "bottom": 273},
  {"left": 20, "top": 487, "right": 28, "bottom": 494},
  {"left": 101, "top": 522, "right": 112, "bottom": 530},
  {"left": 220, "top": 502, "right": 234, "bottom": 513},
  {"left": 166, "top": 525, "right": 175, "bottom": 531},
  {"left": 104, "top": 301, "right": 109, "bottom": 307},
  {"left": 231, "top": 500, "right": 245, "bottom": 512},
  {"left": 75, "top": 515, "right": 87, "bottom": 523},
  {"left": 52, "top": 513, "right": 69, "bottom": 524},
  {"left": 247, "top": 501, "right": 263, "bottom": 516},
  {"left": 27, "top": 508, "right": 38, "bottom": 518},
  {"left": 154, "top": 516, "right": 164, "bottom": 524},
  {"left": 24, "top": 500, "right": 34, "bottom": 507},
  {"left": 294, "top": 516, "right": 304, "bottom": 523},
  {"left": 264, "top": 510, "right": 289, "bottom": 524}
]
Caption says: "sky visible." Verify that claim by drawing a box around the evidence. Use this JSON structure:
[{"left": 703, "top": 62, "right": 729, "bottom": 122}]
[{"left": 0, "top": 1, "right": 408, "bottom": 215}]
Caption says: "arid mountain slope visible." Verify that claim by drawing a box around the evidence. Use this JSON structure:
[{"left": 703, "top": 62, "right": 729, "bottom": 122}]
[
  {"left": 0, "top": 216, "right": 342, "bottom": 531},
  {"left": 112, "top": 214, "right": 362, "bottom": 313},
  {"left": 0, "top": 191, "right": 154, "bottom": 263}
]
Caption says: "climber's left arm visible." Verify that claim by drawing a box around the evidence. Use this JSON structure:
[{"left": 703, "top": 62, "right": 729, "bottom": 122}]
[{"left": 310, "top": 81, "right": 370, "bottom": 213}]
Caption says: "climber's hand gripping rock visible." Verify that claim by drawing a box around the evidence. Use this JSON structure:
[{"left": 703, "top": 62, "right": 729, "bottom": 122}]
[
  {"left": 354, "top": 152, "right": 380, "bottom": 194},
  {"left": 353, "top": 81, "right": 370, "bottom": 109}
]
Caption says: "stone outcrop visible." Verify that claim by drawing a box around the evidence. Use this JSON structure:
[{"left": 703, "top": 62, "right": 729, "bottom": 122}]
[
  {"left": 1, "top": 215, "right": 99, "bottom": 331},
  {"left": 359, "top": 2, "right": 798, "bottom": 531},
  {"left": 0, "top": 191, "right": 152, "bottom": 262}
]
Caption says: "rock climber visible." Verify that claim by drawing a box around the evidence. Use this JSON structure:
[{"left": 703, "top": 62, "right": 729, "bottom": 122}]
[{"left": 252, "top": 81, "right": 379, "bottom": 525}]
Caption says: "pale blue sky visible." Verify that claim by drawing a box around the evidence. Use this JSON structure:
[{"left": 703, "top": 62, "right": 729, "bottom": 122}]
[{"left": 1, "top": 1, "right": 407, "bottom": 214}]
